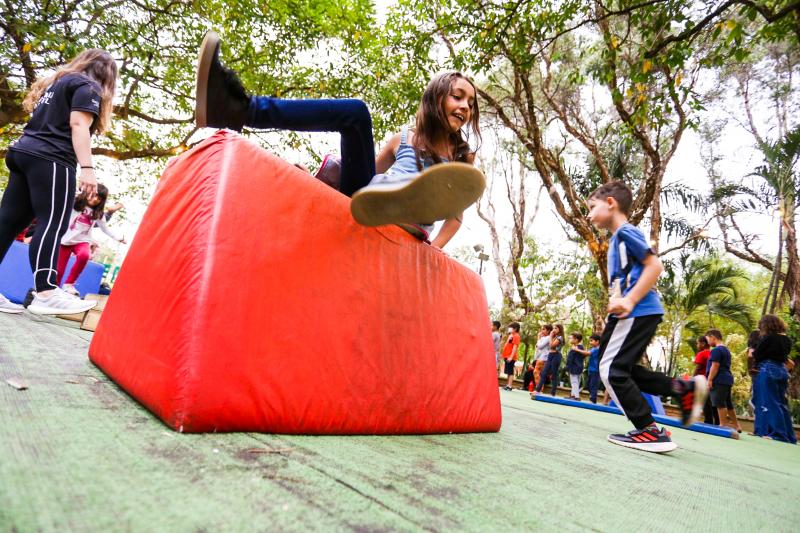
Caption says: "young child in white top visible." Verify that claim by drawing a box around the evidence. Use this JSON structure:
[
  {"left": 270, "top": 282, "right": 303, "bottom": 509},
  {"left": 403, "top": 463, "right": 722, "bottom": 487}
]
[{"left": 57, "top": 184, "right": 124, "bottom": 295}]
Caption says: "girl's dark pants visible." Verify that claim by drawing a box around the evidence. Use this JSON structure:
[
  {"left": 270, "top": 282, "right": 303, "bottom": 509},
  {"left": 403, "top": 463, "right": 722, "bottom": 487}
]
[
  {"left": 0, "top": 150, "right": 75, "bottom": 292},
  {"left": 535, "top": 353, "right": 562, "bottom": 396},
  {"left": 246, "top": 97, "right": 376, "bottom": 197},
  {"left": 753, "top": 360, "right": 797, "bottom": 443}
]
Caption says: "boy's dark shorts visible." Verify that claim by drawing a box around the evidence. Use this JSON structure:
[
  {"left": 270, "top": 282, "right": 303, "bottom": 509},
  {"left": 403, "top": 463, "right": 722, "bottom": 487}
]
[
  {"left": 504, "top": 360, "right": 516, "bottom": 375},
  {"left": 710, "top": 384, "right": 733, "bottom": 408}
]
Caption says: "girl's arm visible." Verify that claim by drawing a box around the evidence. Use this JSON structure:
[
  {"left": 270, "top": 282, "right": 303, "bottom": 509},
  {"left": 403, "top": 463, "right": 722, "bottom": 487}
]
[
  {"left": 431, "top": 152, "right": 474, "bottom": 248},
  {"left": 95, "top": 217, "right": 124, "bottom": 242},
  {"left": 431, "top": 217, "right": 461, "bottom": 248},
  {"left": 70, "top": 110, "right": 97, "bottom": 195},
  {"left": 375, "top": 133, "right": 401, "bottom": 175}
]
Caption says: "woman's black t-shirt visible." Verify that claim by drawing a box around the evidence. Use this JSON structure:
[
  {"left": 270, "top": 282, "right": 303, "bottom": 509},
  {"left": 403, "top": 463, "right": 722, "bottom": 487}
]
[
  {"left": 753, "top": 333, "right": 792, "bottom": 365},
  {"left": 11, "top": 73, "right": 101, "bottom": 168}
]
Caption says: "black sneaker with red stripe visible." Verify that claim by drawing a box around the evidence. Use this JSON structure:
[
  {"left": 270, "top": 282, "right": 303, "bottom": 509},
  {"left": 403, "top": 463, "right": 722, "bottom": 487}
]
[
  {"left": 677, "top": 375, "right": 707, "bottom": 426},
  {"left": 607, "top": 425, "right": 677, "bottom": 453}
]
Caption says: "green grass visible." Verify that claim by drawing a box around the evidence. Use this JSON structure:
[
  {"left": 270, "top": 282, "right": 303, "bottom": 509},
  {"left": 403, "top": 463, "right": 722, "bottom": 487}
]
[{"left": 1, "top": 313, "right": 798, "bottom": 532}]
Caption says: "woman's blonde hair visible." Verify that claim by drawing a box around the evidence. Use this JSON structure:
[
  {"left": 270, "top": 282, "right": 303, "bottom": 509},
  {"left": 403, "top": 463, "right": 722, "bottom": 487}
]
[{"left": 23, "top": 49, "right": 117, "bottom": 134}]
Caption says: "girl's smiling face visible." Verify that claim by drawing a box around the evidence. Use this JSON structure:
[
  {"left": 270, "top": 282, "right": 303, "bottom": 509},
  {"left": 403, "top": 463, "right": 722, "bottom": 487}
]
[{"left": 443, "top": 77, "right": 475, "bottom": 133}]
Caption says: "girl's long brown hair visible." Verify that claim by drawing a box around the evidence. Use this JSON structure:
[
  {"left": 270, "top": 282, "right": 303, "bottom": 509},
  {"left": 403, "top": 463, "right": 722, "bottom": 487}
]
[
  {"left": 759, "top": 314, "right": 787, "bottom": 336},
  {"left": 412, "top": 71, "right": 481, "bottom": 168},
  {"left": 23, "top": 49, "right": 117, "bottom": 134},
  {"left": 553, "top": 324, "right": 564, "bottom": 343}
]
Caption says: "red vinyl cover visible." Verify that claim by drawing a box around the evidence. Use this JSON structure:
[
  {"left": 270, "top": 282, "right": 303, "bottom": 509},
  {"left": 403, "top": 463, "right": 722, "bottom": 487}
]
[{"left": 89, "top": 130, "right": 501, "bottom": 434}]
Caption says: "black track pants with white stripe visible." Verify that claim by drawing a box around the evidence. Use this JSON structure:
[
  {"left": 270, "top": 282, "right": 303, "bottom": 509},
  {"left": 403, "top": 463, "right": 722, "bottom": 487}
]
[
  {"left": 0, "top": 150, "right": 76, "bottom": 292},
  {"left": 598, "top": 314, "right": 673, "bottom": 429}
]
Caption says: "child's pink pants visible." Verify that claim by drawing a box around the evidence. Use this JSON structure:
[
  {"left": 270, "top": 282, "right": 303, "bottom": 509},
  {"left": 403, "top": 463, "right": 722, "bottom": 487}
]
[{"left": 57, "top": 242, "right": 91, "bottom": 286}]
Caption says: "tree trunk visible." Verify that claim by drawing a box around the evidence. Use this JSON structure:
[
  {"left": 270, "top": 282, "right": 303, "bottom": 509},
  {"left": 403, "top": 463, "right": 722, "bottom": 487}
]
[
  {"left": 476, "top": 199, "right": 515, "bottom": 304},
  {"left": 588, "top": 240, "right": 609, "bottom": 330},
  {"left": 763, "top": 220, "right": 781, "bottom": 316},
  {"left": 650, "top": 179, "right": 662, "bottom": 251},
  {"left": 769, "top": 220, "right": 784, "bottom": 314},
  {"left": 780, "top": 209, "right": 800, "bottom": 321}
]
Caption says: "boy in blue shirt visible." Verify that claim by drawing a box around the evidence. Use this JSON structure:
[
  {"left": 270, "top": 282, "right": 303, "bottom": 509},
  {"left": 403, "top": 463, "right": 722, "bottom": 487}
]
[
  {"left": 588, "top": 181, "right": 707, "bottom": 453},
  {"left": 586, "top": 334, "right": 602, "bottom": 404},
  {"left": 705, "top": 329, "right": 743, "bottom": 432}
]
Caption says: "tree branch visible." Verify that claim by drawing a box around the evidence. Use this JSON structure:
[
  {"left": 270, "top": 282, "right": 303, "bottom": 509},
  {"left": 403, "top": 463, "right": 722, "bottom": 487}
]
[
  {"left": 658, "top": 216, "right": 714, "bottom": 256},
  {"left": 91, "top": 141, "right": 197, "bottom": 160},
  {"left": 112, "top": 105, "right": 192, "bottom": 125}
]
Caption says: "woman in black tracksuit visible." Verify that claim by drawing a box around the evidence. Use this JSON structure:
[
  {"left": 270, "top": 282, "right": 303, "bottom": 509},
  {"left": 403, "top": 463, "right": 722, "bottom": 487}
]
[{"left": 0, "top": 49, "right": 117, "bottom": 316}]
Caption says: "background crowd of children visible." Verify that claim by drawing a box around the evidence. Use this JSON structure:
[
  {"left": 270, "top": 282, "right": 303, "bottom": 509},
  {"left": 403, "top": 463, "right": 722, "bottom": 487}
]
[
  {"left": 494, "top": 322, "right": 606, "bottom": 404},
  {"left": 493, "top": 313, "right": 797, "bottom": 444}
]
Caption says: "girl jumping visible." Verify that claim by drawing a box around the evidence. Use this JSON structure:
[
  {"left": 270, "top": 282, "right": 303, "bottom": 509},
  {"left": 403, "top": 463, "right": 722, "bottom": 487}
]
[
  {"left": 193, "top": 32, "right": 484, "bottom": 246},
  {"left": 57, "top": 184, "right": 125, "bottom": 296},
  {"left": 0, "top": 49, "right": 117, "bottom": 315}
]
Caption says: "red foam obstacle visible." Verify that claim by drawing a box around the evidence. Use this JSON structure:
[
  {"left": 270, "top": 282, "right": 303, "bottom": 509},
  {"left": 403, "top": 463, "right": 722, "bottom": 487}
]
[{"left": 89, "top": 130, "right": 501, "bottom": 434}]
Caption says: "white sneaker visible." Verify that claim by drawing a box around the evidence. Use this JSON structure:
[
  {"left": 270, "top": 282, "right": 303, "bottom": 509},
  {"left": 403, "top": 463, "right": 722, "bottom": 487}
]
[
  {"left": 27, "top": 288, "right": 97, "bottom": 315},
  {"left": 350, "top": 162, "right": 486, "bottom": 227},
  {"left": 0, "top": 293, "right": 24, "bottom": 314},
  {"left": 63, "top": 284, "right": 80, "bottom": 297}
]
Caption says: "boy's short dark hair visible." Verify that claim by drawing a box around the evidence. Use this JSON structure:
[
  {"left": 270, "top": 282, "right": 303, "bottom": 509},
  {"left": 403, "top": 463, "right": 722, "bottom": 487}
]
[
  {"left": 492, "top": 320, "right": 501, "bottom": 329},
  {"left": 589, "top": 180, "right": 633, "bottom": 216},
  {"left": 705, "top": 329, "right": 723, "bottom": 341},
  {"left": 542, "top": 324, "right": 553, "bottom": 332},
  {"left": 509, "top": 322, "right": 520, "bottom": 332},
  {"left": 590, "top": 333, "right": 601, "bottom": 342},
  {"left": 570, "top": 332, "right": 583, "bottom": 342}
]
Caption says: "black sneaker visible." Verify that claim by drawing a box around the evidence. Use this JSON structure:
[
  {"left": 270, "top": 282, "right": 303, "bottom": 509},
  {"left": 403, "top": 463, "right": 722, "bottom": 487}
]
[
  {"left": 677, "top": 375, "right": 707, "bottom": 426},
  {"left": 195, "top": 31, "right": 250, "bottom": 130},
  {"left": 607, "top": 426, "right": 677, "bottom": 453}
]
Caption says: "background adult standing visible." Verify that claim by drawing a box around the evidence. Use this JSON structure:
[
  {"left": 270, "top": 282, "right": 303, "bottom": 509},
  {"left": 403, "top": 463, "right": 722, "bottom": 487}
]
[
  {"left": 752, "top": 315, "right": 797, "bottom": 443},
  {"left": 0, "top": 49, "right": 117, "bottom": 315}
]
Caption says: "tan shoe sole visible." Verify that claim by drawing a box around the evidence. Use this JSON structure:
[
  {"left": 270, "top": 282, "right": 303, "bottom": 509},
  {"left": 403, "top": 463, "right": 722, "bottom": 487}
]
[
  {"left": 350, "top": 163, "right": 485, "bottom": 227},
  {"left": 195, "top": 31, "right": 220, "bottom": 128}
]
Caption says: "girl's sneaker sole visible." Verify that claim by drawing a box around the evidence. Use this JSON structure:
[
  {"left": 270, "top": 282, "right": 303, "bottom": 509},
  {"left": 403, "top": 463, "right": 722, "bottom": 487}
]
[
  {"left": 350, "top": 163, "right": 485, "bottom": 227},
  {"left": 195, "top": 31, "right": 220, "bottom": 128}
]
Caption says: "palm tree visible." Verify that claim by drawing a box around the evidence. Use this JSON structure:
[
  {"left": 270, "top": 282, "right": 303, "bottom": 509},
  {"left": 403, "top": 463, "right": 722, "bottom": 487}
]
[
  {"left": 714, "top": 127, "right": 800, "bottom": 318},
  {"left": 749, "top": 127, "right": 800, "bottom": 316},
  {"left": 659, "top": 254, "right": 753, "bottom": 376}
]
